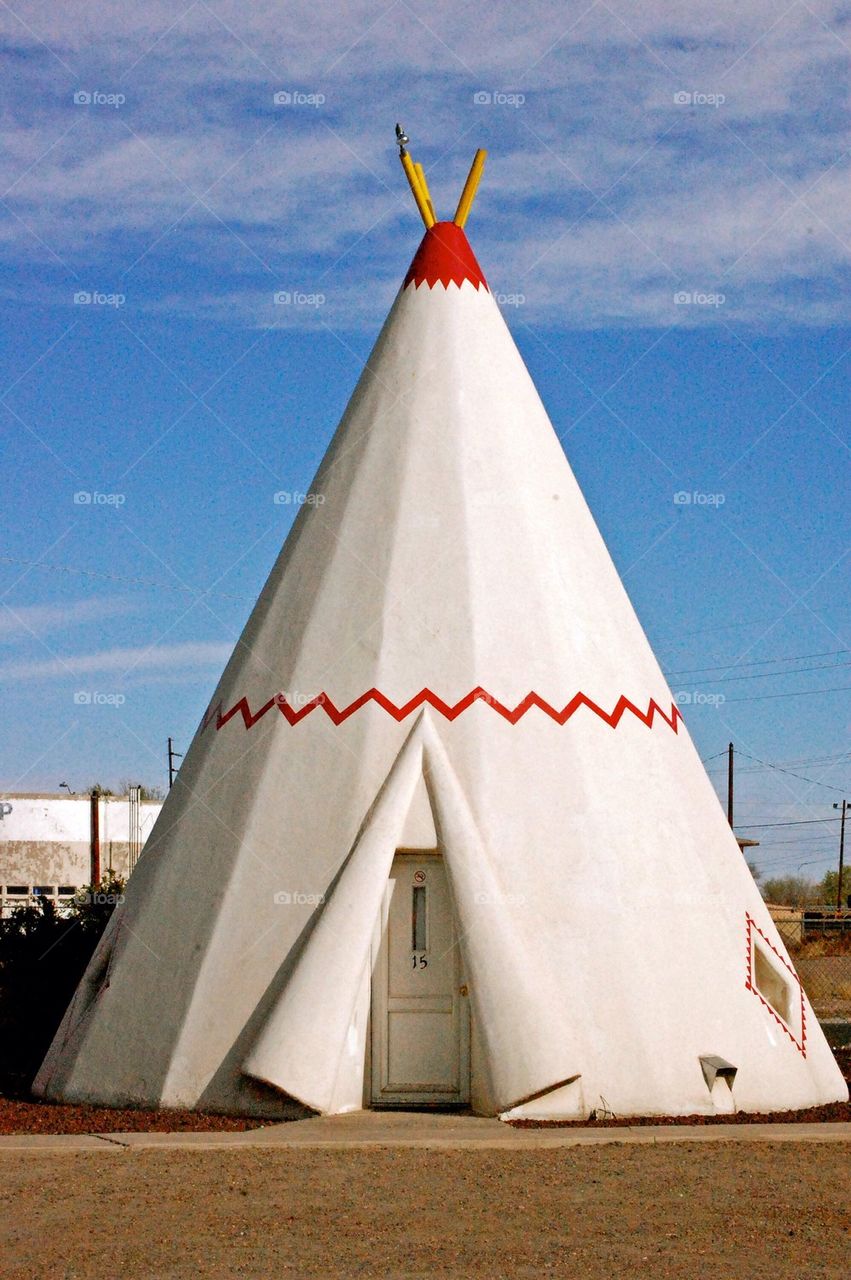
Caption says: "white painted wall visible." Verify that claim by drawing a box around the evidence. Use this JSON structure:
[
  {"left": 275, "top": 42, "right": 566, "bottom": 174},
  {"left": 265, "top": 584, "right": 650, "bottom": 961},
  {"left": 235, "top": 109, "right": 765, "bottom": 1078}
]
[{"left": 0, "top": 793, "right": 162, "bottom": 914}]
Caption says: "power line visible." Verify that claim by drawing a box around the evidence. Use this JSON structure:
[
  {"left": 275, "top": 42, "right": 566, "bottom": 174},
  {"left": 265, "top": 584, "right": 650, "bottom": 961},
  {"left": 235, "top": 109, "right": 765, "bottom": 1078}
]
[
  {"left": 742, "top": 832, "right": 839, "bottom": 845},
  {"left": 706, "top": 757, "right": 844, "bottom": 778},
  {"left": 673, "top": 660, "right": 851, "bottom": 685},
  {"left": 658, "top": 604, "right": 851, "bottom": 640},
  {"left": 724, "top": 683, "right": 851, "bottom": 704},
  {"left": 755, "top": 860, "right": 831, "bottom": 872},
  {"left": 705, "top": 751, "right": 851, "bottom": 776},
  {"left": 736, "top": 817, "right": 841, "bottom": 829},
  {"left": 791, "top": 751, "right": 851, "bottom": 764},
  {"left": 762, "top": 751, "right": 851, "bottom": 768},
  {"left": 665, "top": 647, "right": 850, "bottom": 677},
  {"left": 760, "top": 855, "right": 830, "bottom": 866},
  {"left": 706, "top": 763, "right": 822, "bottom": 777},
  {"left": 718, "top": 750, "right": 851, "bottom": 769},
  {"left": 734, "top": 751, "right": 848, "bottom": 793},
  {"left": 757, "top": 856, "right": 830, "bottom": 872}
]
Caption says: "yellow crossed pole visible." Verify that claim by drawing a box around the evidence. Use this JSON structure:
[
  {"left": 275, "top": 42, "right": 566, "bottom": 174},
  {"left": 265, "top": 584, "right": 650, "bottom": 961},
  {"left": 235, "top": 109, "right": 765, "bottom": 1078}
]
[
  {"left": 414, "top": 161, "right": 436, "bottom": 223},
  {"left": 399, "top": 150, "right": 435, "bottom": 229},
  {"left": 395, "top": 125, "right": 487, "bottom": 231},
  {"left": 453, "top": 149, "right": 487, "bottom": 228}
]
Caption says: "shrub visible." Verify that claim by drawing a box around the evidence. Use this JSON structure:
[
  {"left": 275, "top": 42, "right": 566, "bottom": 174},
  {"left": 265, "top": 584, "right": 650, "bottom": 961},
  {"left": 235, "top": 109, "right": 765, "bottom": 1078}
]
[{"left": 0, "top": 877, "right": 124, "bottom": 1097}]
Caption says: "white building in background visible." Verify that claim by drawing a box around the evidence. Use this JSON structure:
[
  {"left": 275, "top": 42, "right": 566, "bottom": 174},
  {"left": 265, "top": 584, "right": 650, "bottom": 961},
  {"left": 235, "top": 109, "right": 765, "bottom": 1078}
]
[{"left": 0, "top": 791, "right": 162, "bottom": 916}]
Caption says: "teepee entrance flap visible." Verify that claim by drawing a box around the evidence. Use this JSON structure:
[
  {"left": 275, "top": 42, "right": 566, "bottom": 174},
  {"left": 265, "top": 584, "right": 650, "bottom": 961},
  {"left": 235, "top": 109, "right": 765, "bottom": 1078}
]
[{"left": 242, "top": 715, "right": 430, "bottom": 1113}]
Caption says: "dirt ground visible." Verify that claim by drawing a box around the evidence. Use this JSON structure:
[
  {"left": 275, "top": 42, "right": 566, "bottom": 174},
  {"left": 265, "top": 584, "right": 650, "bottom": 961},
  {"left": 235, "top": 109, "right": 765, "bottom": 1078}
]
[{"left": 1, "top": 1143, "right": 848, "bottom": 1279}]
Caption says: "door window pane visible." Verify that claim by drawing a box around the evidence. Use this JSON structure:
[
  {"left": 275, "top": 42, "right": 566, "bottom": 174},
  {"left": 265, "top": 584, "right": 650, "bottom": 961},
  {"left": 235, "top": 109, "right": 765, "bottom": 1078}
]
[{"left": 412, "top": 885, "right": 427, "bottom": 951}]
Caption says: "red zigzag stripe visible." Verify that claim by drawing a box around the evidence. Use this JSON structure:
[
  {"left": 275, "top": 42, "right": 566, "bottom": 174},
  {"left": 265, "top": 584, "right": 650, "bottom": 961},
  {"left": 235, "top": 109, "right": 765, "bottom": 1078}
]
[{"left": 202, "top": 688, "right": 682, "bottom": 734}]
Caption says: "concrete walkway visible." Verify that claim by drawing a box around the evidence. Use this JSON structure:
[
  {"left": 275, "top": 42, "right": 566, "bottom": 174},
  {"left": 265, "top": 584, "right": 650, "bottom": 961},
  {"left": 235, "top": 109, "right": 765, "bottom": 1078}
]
[{"left": 2, "top": 1110, "right": 850, "bottom": 1152}]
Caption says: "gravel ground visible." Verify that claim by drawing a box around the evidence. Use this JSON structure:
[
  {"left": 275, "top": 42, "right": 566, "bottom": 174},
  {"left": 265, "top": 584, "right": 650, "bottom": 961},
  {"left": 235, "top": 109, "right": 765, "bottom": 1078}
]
[{"left": 1, "top": 1144, "right": 848, "bottom": 1278}]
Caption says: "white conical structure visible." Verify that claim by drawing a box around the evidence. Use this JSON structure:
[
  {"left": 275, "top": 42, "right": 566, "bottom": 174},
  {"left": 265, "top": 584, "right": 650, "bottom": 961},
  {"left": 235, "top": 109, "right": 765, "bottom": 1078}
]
[{"left": 35, "top": 190, "right": 847, "bottom": 1120}]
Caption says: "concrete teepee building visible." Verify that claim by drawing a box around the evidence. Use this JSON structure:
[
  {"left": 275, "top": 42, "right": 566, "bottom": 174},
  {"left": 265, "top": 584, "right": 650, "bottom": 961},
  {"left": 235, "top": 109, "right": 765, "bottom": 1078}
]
[{"left": 35, "top": 133, "right": 847, "bottom": 1121}]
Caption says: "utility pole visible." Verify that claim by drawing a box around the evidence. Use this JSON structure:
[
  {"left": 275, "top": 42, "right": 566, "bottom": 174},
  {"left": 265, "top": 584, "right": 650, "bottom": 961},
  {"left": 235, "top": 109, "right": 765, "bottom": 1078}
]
[
  {"left": 833, "top": 800, "right": 848, "bottom": 912},
  {"left": 167, "top": 737, "right": 183, "bottom": 790},
  {"left": 90, "top": 786, "right": 101, "bottom": 886},
  {"left": 727, "top": 742, "right": 734, "bottom": 828}
]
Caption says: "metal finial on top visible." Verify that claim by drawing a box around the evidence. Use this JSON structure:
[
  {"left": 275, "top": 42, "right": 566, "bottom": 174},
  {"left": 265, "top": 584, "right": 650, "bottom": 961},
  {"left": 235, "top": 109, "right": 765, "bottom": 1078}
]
[
  {"left": 394, "top": 125, "right": 486, "bottom": 231},
  {"left": 396, "top": 124, "right": 435, "bottom": 228}
]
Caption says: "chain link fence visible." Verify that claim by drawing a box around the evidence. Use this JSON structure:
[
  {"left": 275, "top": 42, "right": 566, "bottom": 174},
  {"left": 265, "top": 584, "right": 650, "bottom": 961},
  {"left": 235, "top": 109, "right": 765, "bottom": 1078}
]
[{"left": 771, "top": 909, "right": 851, "bottom": 1020}]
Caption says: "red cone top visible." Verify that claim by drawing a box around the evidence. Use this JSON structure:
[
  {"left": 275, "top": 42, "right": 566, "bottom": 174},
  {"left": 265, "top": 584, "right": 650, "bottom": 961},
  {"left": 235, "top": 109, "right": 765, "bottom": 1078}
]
[{"left": 403, "top": 221, "right": 488, "bottom": 291}]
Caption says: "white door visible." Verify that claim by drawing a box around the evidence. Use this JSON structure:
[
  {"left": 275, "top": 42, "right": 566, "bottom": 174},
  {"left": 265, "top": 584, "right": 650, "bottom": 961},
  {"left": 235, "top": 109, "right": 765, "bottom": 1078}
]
[{"left": 371, "top": 853, "right": 470, "bottom": 1106}]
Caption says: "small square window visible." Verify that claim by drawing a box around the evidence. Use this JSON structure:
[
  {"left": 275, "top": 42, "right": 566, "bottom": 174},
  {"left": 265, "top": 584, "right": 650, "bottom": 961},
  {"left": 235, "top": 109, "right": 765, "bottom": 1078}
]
[
  {"left": 746, "top": 914, "right": 806, "bottom": 1056},
  {"left": 753, "top": 943, "right": 793, "bottom": 1025},
  {"left": 33, "top": 886, "right": 54, "bottom": 897},
  {"left": 58, "top": 886, "right": 76, "bottom": 897},
  {"left": 5, "top": 886, "right": 28, "bottom": 896}
]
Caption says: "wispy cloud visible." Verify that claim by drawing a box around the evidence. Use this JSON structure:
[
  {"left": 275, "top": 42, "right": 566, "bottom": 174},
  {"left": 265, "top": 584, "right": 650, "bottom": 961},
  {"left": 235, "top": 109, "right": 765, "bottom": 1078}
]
[
  {"left": 0, "top": 596, "right": 137, "bottom": 643},
  {"left": 0, "top": 639, "right": 232, "bottom": 680}
]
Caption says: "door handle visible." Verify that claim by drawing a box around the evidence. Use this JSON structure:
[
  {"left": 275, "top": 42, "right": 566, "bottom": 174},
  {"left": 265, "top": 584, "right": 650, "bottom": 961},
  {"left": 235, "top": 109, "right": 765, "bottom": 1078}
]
[{"left": 459, "top": 984, "right": 468, "bottom": 997}]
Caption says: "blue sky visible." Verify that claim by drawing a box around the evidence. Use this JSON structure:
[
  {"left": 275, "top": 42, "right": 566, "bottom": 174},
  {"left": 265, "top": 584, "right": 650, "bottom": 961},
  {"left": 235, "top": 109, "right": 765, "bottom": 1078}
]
[{"left": 0, "top": 1, "right": 849, "bottom": 880}]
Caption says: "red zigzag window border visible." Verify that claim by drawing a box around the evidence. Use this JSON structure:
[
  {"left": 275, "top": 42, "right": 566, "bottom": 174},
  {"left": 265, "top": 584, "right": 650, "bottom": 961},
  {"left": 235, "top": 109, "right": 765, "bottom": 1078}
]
[
  {"left": 745, "top": 912, "right": 807, "bottom": 1058},
  {"left": 201, "top": 688, "right": 683, "bottom": 734}
]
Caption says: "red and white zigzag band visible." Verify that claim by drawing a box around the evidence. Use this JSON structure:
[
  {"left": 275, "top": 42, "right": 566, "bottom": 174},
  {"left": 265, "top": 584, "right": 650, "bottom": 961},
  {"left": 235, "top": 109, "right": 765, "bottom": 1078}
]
[{"left": 202, "top": 687, "right": 682, "bottom": 734}]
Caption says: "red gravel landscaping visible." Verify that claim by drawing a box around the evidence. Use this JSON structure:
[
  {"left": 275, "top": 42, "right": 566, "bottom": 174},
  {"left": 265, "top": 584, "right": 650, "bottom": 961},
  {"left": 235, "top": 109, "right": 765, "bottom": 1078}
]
[{"left": 0, "top": 1098, "right": 278, "bottom": 1135}]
